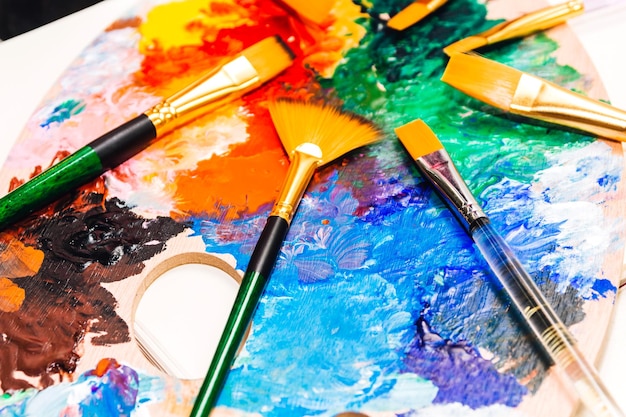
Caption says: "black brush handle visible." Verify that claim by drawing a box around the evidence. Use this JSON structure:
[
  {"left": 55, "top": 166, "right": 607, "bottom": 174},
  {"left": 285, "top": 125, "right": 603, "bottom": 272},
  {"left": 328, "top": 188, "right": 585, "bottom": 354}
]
[{"left": 247, "top": 215, "right": 290, "bottom": 277}]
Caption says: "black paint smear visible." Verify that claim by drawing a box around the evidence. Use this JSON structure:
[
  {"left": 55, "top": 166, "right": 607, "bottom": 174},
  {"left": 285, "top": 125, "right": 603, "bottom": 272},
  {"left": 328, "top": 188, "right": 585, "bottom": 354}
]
[{"left": 0, "top": 192, "right": 187, "bottom": 391}]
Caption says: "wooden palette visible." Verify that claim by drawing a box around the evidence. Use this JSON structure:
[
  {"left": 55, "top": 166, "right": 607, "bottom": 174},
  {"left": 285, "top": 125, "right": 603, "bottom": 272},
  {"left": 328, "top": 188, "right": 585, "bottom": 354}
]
[{"left": 0, "top": 0, "right": 623, "bottom": 416}]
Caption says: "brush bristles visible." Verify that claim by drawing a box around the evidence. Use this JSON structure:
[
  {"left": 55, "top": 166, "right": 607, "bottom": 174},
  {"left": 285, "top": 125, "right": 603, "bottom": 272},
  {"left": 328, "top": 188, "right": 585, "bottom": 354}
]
[
  {"left": 280, "top": 0, "right": 335, "bottom": 24},
  {"left": 387, "top": 3, "right": 431, "bottom": 30},
  {"left": 269, "top": 98, "right": 384, "bottom": 165},
  {"left": 441, "top": 53, "right": 522, "bottom": 110},
  {"left": 241, "top": 36, "right": 296, "bottom": 82},
  {"left": 395, "top": 119, "right": 444, "bottom": 160},
  {"left": 442, "top": 36, "right": 486, "bottom": 56}
]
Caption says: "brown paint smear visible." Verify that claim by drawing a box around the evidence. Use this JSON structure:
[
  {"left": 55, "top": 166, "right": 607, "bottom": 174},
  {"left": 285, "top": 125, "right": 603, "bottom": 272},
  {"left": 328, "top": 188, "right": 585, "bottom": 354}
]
[{"left": 0, "top": 181, "right": 186, "bottom": 391}]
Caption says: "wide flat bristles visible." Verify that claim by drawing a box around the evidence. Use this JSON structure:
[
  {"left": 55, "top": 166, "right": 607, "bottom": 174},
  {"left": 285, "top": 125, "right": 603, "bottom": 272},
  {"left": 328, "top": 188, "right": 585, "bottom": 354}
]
[
  {"left": 269, "top": 98, "right": 384, "bottom": 165},
  {"left": 279, "top": 0, "right": 335, "bottom": 24},
  {"left": 387, "top": 3, "right": 431, "bottom": 30},
  {"left": 441, "top": 53, "right": 522, "bottom": 110},
  {"left": 241, "top": 36, "right": 296, "bottom": 82},
  {"left": 387, "top": 0, "right": 448, "bottom": 30},
  {"left": 442, "top": 36, "right": 486, "bottom": 56},
  {"left": 394, "top": 119, "right": 443, "bottom": 160}
]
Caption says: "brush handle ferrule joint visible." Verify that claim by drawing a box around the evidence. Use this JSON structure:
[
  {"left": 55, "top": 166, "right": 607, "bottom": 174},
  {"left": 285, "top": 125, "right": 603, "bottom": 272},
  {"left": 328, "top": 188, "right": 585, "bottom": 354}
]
[
  {"left": 415, "top": 151, "right": 486, "bottom": 231},
  {"left": 90, "top": 114, "right": 157, "bottom": 169},
  {"left": 270, "top": 148, "right": 321, "bottom": 223},
  {"left": 511, "top": 74, "right": 626, "bottom": 142},
  {"left": 146, "top": 55, "right": 260, "bottom": 135}
]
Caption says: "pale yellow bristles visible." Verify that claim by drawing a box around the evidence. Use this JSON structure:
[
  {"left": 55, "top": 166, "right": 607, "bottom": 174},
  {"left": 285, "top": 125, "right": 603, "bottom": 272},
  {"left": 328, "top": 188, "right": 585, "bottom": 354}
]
[
  {"left": 441, "top": 53, "right": 522, "bottom": 110},
  {"left": 241, "top": 35, "right": 296, "bottom": 82},
  {"left": 387, "top": 0, "right": 448, "bottom": 30},
  {"left": 394, "top": 119, "right": 443, "bottom": 160},
  {"left": 279, "top": 0, "right": 335, "bottom": 24},
  {"left": 268, "top": 98, "right": 384, "bottom": 165}
]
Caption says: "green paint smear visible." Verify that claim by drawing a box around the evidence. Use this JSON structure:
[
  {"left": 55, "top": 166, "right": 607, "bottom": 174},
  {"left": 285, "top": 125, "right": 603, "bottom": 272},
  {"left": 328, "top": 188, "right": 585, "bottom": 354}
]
[{"left": 324, "top": 0, "right": 595, "bottom": 200}]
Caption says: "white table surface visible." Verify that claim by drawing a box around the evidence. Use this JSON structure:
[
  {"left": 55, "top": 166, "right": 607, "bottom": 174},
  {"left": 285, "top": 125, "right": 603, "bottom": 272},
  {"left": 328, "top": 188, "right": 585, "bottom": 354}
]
[{"left": 0, "top": 0, "right": 625, "bottom": 414}]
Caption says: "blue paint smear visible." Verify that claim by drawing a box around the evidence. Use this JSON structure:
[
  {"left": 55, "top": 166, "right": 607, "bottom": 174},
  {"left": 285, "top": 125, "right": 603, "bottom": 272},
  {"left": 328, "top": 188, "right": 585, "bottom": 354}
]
[
  {"left": 404, "top": 317, "right": 527, "bottom": 408},
  {"left": 187, "top": 135, "right": 622, "bottom": 415},
  {"left": 0, "top": 360, "right": 164, "bottom": 417},
  {"left": 591, "top": 279, "right": 617, "bottom": 300},
  {"left": 40, "top": 99, "right": 86, "bottom": 128}
]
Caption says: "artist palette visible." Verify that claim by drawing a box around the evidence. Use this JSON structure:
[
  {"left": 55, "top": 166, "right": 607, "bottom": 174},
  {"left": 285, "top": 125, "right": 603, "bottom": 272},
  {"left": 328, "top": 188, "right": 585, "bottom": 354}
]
[{"left": 0, "top": 0, "right": 623, "bottom": 416}]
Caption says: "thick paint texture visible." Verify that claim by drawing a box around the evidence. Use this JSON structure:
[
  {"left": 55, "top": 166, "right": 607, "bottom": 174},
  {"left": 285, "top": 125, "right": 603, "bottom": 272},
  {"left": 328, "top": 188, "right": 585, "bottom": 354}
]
[
  {"left": 0, "top": 177, "right": 186, "bottom": 391},
  {"left": 0, "top": 359, "right": 164, "bottom": 416},
  {"left": 0, "top": 0, "right": 623, "bottom": 416}
]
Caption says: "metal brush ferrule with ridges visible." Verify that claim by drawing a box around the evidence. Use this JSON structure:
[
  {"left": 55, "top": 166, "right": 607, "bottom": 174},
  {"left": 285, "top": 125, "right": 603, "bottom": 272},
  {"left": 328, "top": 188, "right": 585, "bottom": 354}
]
[
  {"left": 270, "top": 145, "right": 323, "bottom": 223},
  {"left": 145, "top": 55, "right": 259, "bottom": 135},
  {"left": 415, "top": 150, "right": 486, "bottom": 230}
]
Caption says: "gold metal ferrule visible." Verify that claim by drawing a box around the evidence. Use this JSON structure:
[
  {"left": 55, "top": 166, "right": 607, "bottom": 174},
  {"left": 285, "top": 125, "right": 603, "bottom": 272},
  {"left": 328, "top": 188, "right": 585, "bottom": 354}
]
[
  {"left": 270, "top": 144, "right": 323, "bottom": 223},
  {"left": 510, "top": 73, "right": 626, "bottom": 142},
  {"left": 145, "top": 55, "right": 259, "bottom": 135},
  {"left": 483, "top": 1, "right": 583, "bottom": 45}
]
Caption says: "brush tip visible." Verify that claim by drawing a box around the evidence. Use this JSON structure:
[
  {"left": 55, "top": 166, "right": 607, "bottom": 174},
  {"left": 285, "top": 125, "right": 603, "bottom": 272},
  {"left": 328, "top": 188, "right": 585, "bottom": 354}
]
[
  {"left": 442, "top": 36, "right": 486, "bottom": 56},
  {"left": 242, "top": 35, "right": 296, "bottom": 82},
  {"left": 441, "top": 53, "right": 521, "bottom": 110},
  {"left": 279, "top": 0, "right": 334, "bottom": 24},
  {"left": 269, "top": 98, "right": 384, "bottom": 165},
  {"left": 394, "top": 119, "right": 444, "bottom": 160},
  {"left": 387, "top": 3, "right": 431, "bottom": 30}
]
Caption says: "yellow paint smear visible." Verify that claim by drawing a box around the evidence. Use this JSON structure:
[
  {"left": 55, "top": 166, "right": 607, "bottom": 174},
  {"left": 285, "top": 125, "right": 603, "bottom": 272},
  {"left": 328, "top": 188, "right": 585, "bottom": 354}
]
[{"left": 139, "top": 0, "right": 256, "bottom": 52}]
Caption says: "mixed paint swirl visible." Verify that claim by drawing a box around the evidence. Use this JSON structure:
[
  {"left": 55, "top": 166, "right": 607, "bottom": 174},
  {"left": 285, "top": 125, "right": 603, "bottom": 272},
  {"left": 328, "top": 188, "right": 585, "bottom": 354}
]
[{"left": 0, "top": 0, "right": 623, "bottom": 416}]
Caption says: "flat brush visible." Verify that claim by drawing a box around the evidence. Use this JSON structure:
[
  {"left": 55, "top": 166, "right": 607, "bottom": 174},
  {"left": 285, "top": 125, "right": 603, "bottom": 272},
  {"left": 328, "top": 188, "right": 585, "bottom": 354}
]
[
  {"left": 395, "top": 118, "right": 625, "bottom": 417},
  {"left": 0, "top": 35, "right": 295, "bottom": 230},
  {"left": 441, "top": 52, "right": 626, "bottom": 141},
  {"left": 190, "top": 98, "right": 383, "bottom": 416},
  {"left": 387, "top": 0, "right": 448, "bottom": 31},
  {"left": 278, "top": 0, "right": 335, "bottom": 24},
  {"left": 443, "top": 1, "right": 584, "bottom": 55}
]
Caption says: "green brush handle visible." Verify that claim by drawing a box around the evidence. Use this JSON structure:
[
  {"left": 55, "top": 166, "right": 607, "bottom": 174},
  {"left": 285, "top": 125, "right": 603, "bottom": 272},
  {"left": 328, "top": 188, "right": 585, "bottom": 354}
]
[
  {"left": 191, "top": 215, "right": 290, "bottom": 416},
  {"left": 0, "top": 147, "right": 103, "bottom": 229},
  {"left": 0, "top": 115, "right": 156, "bottom": 230}
]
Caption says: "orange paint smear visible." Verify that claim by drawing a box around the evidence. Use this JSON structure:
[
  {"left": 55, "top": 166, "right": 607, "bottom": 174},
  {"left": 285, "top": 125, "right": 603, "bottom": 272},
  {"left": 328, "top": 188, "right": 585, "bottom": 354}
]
[
  {"left": 0, "top": 277, "right": 25, "bottom": 313},
  {"left": 0, "top": 239, "right": 44, "bottom": 279},
  {"left": 174, "top": 115, "right": 289, "bottom": 218}
]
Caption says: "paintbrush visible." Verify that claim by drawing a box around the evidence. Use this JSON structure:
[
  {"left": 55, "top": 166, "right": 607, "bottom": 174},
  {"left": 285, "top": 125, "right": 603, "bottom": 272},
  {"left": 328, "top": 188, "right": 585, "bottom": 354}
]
[
  {"left": 190, "top": 98, "right": 383, "bottom": 416},
  {"left": 279, "top": 0, "right": 335, "bottom": 24},
  {"left": 441, "top": 52, "right": 626, "bottom": 142},
  {"left": 395, "top": 118, "right": 625, "bottom": 417},
  {"left": 443, "top": 1, "right": 584, "bottom": 55},
  {"left": 387, "top": 0, "right": 448, "bottom": 31},
  {"left": 0, "top": 35, "right": 295, "bottom": 230}
]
